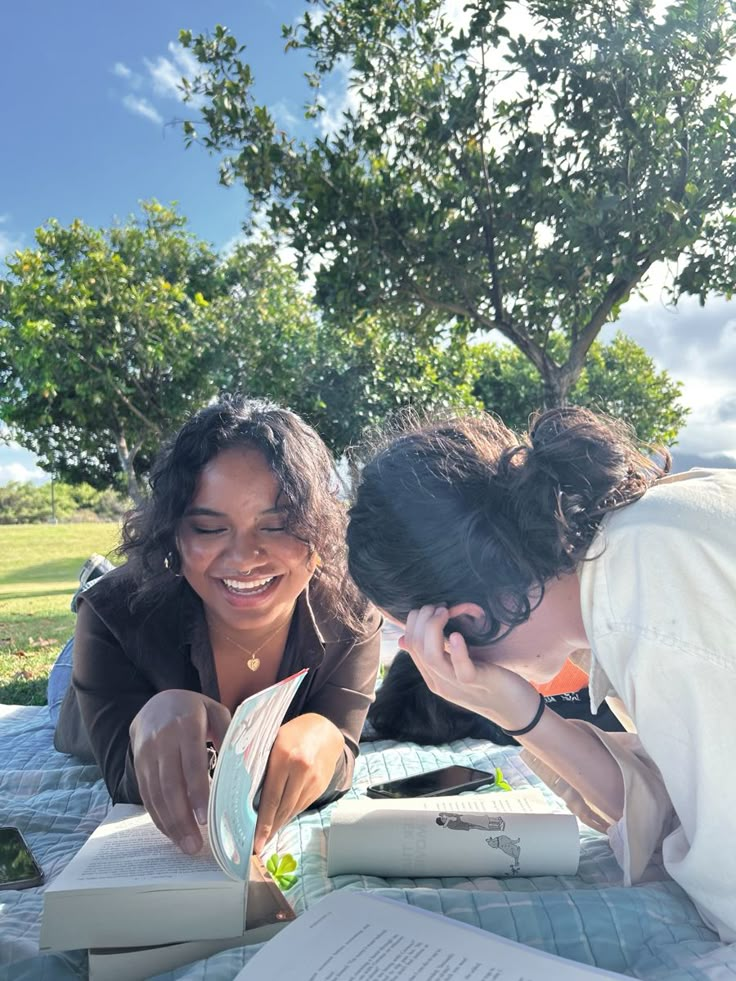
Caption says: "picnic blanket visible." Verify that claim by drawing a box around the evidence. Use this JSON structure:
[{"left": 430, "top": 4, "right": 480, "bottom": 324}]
[{"left": 1, "top": 703, "right": 734, "bottom": 981}]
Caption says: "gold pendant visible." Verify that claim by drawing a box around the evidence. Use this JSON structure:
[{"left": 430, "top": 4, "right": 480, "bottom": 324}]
[{"left": 247, "top": 656, "right": 261, "bottom": 672}]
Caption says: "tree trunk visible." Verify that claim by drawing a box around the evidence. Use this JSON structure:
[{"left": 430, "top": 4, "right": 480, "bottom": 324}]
[
  {"left": 116, "top": 432, "right": 144, "bottom": 505},
  {"left": 540, "top": 361, "right": 579, "bottom": 409}
]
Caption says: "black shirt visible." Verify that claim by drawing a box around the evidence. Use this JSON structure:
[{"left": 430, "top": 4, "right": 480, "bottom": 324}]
[{"left": 72, "top": 565, "right": 382, "bottom": 805}]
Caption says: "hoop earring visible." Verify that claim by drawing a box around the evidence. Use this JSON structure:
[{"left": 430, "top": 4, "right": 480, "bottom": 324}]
[{"left": 164, "top": 552, "right": 181, "bottom": 576}]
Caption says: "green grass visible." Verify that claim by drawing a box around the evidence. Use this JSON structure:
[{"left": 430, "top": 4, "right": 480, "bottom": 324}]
[{"left": 0, "top": 523, "right": 121, "bottom": 705}]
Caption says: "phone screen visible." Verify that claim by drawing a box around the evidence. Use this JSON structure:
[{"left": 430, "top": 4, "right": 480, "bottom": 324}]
[
  {"left": 0, "top": 827, "right": 44, "bottom": 888},
  {"left": 367, "top": 765, "right": 495, "bottom": 798}
]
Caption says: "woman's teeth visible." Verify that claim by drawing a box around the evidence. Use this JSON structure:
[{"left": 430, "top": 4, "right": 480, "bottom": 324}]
[{"left": 223, "top": 577, "right": 275, "bottom": 595}]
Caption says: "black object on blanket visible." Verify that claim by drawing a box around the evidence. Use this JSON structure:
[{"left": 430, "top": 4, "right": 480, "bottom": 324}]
[{"left": 368, "top": 651, "right": 624, "bottom": 746}]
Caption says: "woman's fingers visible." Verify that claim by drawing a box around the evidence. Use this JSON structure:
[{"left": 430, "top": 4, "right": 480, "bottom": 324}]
[
  {"left": 154, "top": 748, "right": 203, "bottom": 853},
  {"left": 178, "top": 731, "right": 212, "bottom": 827},
  {"left": 255, "top": 766, "right": 301, "bottom": 854},
  {"left": 402, "top": 605, "right": 460, "bottom": 695},
  {"left": 130, "top": 690, "right": 228, "bottom": 854},
  {"left": 419, "top": 607, "right": 451, "bottom": 670},
  {"left": 447, "top": 631, "right": 477, "bottom": 684}
]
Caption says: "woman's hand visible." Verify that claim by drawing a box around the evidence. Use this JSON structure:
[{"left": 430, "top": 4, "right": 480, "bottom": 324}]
[
  {"left": 253, "top": 713, "right": 344, "bottom": 853},
  {"left": 401, "top": 606, "right": 541, "bottom": 732},
  {"left": 129, "top": 689, "right": 231, "bottom": 854}
]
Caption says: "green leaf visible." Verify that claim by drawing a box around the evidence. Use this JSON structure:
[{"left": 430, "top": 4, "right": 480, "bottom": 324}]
[
  {"left": 494, "top": 767, "right": 513, "bottom": 792},
  {"left": 266, "top": 852, "right": 299, "bottom": 891}
]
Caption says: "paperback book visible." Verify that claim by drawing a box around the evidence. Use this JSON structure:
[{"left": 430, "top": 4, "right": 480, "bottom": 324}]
[
  {"left": 327, "top": 787, "right": 580, "bottom": 877},
  {"left": 40, "top": 669, "right": 307, "bottom": 951}
]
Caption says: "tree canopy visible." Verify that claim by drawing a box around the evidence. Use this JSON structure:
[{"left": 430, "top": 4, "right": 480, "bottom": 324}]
[
  {"left": 0, "top": 202, "right": 226, "bottom": 499},
  {"left": 0, "top": 206, "right": 689, "bottom": 495},
  {"left": 181, "top": 1, "right": 736, "bottom": 405},
  {"left": 470, "top": 331, "right": 688, "bottom": 444}
]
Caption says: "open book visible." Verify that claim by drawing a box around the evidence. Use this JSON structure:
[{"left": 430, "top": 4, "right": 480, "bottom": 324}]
[
  {"left": 40, "top": 670, "right": 306, "bottom": 951},
  {"left": 327, "top": 788, "right": 580, "bottom": 877},
  {"left": 234, "top": 891, "right": 627, "bottom": 980}
]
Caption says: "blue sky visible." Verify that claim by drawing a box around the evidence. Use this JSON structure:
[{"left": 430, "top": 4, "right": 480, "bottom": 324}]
[
  {"left": 2, "top": 1, "right": 735, "bottom": 482},
  {"left": 0, "top": 1, "right": 310, "bottom": 255}
]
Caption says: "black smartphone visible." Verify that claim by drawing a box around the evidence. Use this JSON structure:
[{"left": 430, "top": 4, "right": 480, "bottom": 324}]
[
  {"left": 0, "top": 826, "right": 44, "bottom": 890},
  {"left": 366, "top": 765, "right": 496, "bottom": 799}
]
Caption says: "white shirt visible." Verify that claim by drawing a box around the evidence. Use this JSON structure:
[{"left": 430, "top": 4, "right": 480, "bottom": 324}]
[{"left": 527, "top": 468, "right": 736, "bottom": 941}]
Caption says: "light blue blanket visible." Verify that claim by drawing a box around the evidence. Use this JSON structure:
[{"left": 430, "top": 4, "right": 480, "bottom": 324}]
[{"left": 1, "top": 705, "right": 733, "bottom": 980}]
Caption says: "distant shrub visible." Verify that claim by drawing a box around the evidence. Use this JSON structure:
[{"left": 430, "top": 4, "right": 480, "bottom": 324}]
[{"left": 0, "top": 481, "right": 129, "bottom": 524}]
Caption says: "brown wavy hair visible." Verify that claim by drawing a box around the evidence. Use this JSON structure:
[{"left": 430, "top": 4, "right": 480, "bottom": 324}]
[
  {"left": 347, "top": 406, "right": 670, "bottom": 644},
  {"left": 120, "top": 394, "right": 370, "bottom": 632}
]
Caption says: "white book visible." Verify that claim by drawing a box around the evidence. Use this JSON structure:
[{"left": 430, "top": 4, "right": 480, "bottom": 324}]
[
  {"left": 327, "top": 788, "right": 580, "bottom": 877},
  {"left": 87, "top": 855, "right": 294, "bottom": 981},
  {"left": 234, "top": 891, "right": 627, "bottom": 980},
  {"left": 40, "top": 670, "right": 307, "bottom": 951}
]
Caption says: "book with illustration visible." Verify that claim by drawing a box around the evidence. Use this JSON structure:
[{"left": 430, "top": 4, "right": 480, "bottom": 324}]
[
  {"left": 40, "top": 670, "right": 307, "bottom": 952},
  {"left": 327, "top": 787, "right": 580, "bottom": 878}
]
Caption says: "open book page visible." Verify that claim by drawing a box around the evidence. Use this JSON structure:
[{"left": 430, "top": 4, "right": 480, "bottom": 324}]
[
  {"left": 235, "top": 891, "right": 626, "bottom": 981},
  {"left": 327, "top": 789, "right": 580, "bottom": 877},
  {"left": 47, "top": 804, "right": 227, "bottom": 888},
  {"left": 208, "top": 669, "right": 308, "bottom": 879}
]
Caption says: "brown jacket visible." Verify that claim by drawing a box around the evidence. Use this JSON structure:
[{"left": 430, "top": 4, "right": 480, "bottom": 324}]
[{"left": 70, "top": 565, "right": 381, "bottom": 806}]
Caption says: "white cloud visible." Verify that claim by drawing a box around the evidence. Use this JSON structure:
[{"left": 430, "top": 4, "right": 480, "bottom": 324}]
[
  {"left": 113, "top": 40, "right": 202, "bottom": 127},
  {"left": 315, "top": 58, "right": 362, "bottom": 139},
  {"left": 603, "top": 291, "right": 736, "bottom": 457},
  {"left": 442, "top": 0, "right": 472, "bottom": 30},
  {"left": 220, "top": 231, "right": 249, "bottom": 257},
  {"left": 0, "top": 461, "right": 48, "bottom": 485},
  {"left": 121, "top": 94, "right": 163, "bottom": 126},
  {"left": 145, "top": 41, "right": 200, "bottom": 101},
  {"left": 269, "top": 100, "right": 299, "bottom": 129}
]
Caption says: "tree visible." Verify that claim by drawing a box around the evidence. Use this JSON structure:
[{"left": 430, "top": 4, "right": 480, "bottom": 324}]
[
  {"left": 305, "top": 316, "right": 480, "bottom": 457},
  {"left": 0, "top": 202, "right": 226, "bottom": 499},
  {"left": 180, "top": 2, "right": 736, "bottom": 406},
  {"left": 470, "top": 331, "right": 689, "bottom": 444},
  {"left": 215, "top": 243, "right": 479, "bottom": 458}
]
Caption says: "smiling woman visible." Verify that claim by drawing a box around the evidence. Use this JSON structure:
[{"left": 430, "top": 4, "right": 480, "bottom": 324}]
[{"left": 56, "top": 395, "right": 381, "bottom": 857}]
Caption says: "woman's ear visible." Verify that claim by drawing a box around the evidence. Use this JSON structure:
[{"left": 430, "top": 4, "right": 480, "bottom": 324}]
[{"left": 446, "top": 602, "right": 486, "bottom": 625}]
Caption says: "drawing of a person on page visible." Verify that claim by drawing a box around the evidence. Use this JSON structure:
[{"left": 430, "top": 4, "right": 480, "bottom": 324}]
[{"left": 436, "top": 813, "right": 506, "bottom": 832}]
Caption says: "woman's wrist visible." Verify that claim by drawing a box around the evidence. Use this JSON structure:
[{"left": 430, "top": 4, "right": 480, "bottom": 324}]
[{"left": 500, "top": 692, "right": 546, "bottom": 737}]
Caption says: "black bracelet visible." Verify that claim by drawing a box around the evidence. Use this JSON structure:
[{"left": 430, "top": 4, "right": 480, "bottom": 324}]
[{"left": 501, "top": 693, "right": 546, "bottom": 737}]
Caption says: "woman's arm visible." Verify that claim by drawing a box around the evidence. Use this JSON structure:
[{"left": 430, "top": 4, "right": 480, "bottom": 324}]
[
  {"left": 72, "top": 597, "right": 156, "bottom": 802},
  {"left": 403, "top": 605, "right": 626, "bottom": 825},
  {"left": 73, "top": 598, "right": 231, "bottom": 854}
]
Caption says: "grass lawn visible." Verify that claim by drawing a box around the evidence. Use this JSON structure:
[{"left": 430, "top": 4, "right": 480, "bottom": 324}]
[{"left": 0, "top": 523, "right": 121, "bottom": 705}]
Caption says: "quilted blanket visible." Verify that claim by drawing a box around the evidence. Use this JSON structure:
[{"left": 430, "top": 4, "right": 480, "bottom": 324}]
[{"left": 1, "top": 703, "right": 734, "bottom": 981}]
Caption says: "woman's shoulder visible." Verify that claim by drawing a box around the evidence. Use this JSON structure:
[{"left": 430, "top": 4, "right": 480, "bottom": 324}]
[
  {"left": 80, "top": 563, "right": 137, "bottom": 612},
  {"left": 79, "top": 563, "right": 179, "bottom": 624},
  {"left": 306, "top": 584, "right": 382, "bottom": 647},
  {"left": 607, "top": 467, "right": 736, "bottom": 538}
]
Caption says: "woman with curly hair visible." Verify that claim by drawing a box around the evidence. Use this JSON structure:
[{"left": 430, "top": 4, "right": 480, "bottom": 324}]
[
  {"left": 63, "top": 396, "right": 380, "bottom": 856},
  {"left": 347, "top": 406, "right": 736, "bottom": 941}
]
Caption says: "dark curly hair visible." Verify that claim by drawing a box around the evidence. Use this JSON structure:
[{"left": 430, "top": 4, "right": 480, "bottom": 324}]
[
  {"left": 347, "top": 405, "right": 670, "bottom": 645},
  {"left": 120, "top": 395, "right": 369, "bottom": 631}
]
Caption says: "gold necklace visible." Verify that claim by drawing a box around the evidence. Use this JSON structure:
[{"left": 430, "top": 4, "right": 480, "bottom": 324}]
[{"left": 217, "top": 613, "right": 293, "bottom": 673}]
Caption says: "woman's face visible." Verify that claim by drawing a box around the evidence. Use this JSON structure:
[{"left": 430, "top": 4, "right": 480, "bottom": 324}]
[
  {"left": 380, "top": 574, "right": 586, "bottom": 685},
  {"left": 176, "top": 446, "right": 318, "bottom": 633}
]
